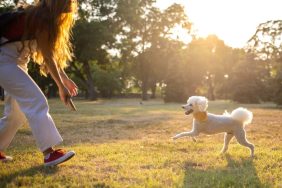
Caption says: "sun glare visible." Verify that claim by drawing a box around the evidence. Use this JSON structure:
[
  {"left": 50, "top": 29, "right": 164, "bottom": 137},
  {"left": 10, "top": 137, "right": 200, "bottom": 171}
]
[{"left": 156, "top": 0, "right": 282, "bottom": 48}]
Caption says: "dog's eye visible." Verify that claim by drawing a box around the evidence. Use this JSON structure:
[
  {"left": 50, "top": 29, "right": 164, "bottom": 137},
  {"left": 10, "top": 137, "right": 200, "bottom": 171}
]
[{"left": 188, "top": 104, "right": 193, "bottom": 106}]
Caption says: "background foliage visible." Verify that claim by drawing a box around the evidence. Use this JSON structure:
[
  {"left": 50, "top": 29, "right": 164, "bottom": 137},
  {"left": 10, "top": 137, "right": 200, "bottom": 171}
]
[{"left": 1, "top": 0, "right": 282, "bottom": 104}]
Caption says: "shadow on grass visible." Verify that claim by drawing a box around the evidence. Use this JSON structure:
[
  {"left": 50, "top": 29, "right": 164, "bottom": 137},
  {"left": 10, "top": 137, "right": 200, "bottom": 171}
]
[
  {"left": 183, "top": 154, "right": 267, "bottom": 187},
  {"left": 0, "top": 165, "right": 58, "bottom": 187},
  {"left": 58, "top": 115, "right": 173, "bottom": 145},
  {"left": 0, "top": 164, "right": 110, "bottom": 188}
]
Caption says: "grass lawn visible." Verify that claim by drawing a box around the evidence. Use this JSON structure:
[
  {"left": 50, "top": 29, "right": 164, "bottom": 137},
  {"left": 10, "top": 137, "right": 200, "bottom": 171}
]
[{"left": 0, "top": 98, "right": 281, "bottom": 187}]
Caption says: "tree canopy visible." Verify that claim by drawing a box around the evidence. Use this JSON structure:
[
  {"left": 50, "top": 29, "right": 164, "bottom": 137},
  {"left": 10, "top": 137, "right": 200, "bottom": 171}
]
[{"left": 1, "top": 0, "right": 281, "bottom": 104}]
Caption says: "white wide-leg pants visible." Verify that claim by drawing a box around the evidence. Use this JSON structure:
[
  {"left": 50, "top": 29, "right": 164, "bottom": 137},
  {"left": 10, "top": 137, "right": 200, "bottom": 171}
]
[{"left": 0, "top": 59, "right": 63, "bottom": 152}]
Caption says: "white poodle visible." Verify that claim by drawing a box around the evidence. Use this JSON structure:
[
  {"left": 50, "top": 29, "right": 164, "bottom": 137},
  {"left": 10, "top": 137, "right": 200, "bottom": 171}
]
[{"left": 173, "top": 96, "right": 255, "bottom": 157}]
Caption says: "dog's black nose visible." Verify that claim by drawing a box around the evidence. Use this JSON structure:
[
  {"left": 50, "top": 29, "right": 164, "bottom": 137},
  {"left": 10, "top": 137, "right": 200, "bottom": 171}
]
[{"left": 182, "top": 106, "right": 185, "bottom": 109}]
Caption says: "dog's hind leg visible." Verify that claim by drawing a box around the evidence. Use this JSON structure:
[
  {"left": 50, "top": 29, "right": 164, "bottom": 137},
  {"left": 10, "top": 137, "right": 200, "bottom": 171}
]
[
  {"left": 172, "top": 131, "right": 198, "bottom": 140},
  {"left": 221, "top": 133, "right": 234, "bottom": 154},
  {"left": 234, "top": 129, "right": 254, "bottom": 157}
]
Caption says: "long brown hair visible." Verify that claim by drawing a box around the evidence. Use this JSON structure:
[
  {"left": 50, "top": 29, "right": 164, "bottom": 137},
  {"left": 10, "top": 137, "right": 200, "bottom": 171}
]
[{"left": 22, "top": 0, "right": 77, "bottom": 75}]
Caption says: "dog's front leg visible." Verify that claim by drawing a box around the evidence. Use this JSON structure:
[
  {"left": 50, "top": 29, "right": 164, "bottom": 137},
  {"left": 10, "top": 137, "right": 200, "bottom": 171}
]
[{"left": 173, "top": 131, "right": 198, "bottom": 140}]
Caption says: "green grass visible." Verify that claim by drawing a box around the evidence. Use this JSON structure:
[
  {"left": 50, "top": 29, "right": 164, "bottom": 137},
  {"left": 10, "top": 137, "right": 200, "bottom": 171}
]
[{"left": 0, "top": 98, "right": 281, "bottom": 187}]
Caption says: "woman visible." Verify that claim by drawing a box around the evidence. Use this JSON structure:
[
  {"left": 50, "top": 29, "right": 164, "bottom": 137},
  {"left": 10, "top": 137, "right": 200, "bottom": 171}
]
[{"left": 0, "top": 0, "right": 78, "bottom": 166}]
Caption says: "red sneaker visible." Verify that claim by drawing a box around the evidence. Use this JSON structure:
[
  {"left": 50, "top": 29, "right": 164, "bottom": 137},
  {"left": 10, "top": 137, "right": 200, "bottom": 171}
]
[
  {"left": 0, "top": 151, "right": 13, "bottom": 162},
  {"left": 44, "top": 149, "right": 75, "bottom": 167}
]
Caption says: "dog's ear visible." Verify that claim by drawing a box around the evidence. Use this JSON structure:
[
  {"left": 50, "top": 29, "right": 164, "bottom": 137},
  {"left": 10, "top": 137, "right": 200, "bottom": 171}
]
[{"left": 197, "top": 97, "right": 208, "bottom": 111}]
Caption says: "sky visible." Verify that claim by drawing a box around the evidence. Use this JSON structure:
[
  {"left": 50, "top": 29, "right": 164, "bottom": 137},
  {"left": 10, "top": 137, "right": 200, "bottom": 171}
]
[{"left": 155, "top": 0, "right": 282, "bottom": 48}]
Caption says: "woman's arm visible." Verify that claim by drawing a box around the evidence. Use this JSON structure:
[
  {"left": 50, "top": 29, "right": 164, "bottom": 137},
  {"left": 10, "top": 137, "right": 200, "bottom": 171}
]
[
  {"left": 36, "top": 30, "right": 70, "bottom": 104},
  {"left": 59, "top": 69, "right": 78, "bottom": 97}
]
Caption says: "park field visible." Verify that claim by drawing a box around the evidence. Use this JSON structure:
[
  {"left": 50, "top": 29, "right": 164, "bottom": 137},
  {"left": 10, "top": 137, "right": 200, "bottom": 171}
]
[{"left": 0, "top": 98, "right": 281, "bottom": 187}]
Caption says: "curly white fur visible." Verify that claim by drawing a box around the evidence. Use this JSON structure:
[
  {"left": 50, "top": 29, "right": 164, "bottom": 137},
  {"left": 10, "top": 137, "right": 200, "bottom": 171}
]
[
  {"left": 231, "top": 107, "right": 253, "bottom": 125},
  {"left": 187, "top": 96, "right": 208, "bottom": 112},
  {"left": 173, "top": 96, "right": 255, "bottom": 157}
]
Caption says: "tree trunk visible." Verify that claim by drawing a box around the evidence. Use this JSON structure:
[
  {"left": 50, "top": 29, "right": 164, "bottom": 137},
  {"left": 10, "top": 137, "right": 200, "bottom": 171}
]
[
  {"left": 151, "top": 83, "right": 156, "bottom": 99},
  {"left": 141, "top": 79, "right": 148, "bottom": 101},
  {"left": 207, "top": 74, "right": 215, "bottom": 100},
  {"left": 83, "top": 61, "right": 97, "bottom": 100}
]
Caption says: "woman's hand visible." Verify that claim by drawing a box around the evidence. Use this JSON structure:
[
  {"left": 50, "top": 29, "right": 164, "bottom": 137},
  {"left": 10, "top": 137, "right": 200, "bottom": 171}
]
[
  {"left": 62, "top": 78, "right": 78, "bottom": 97},
  {"left": 58, "top": 86, "right": 71, "bottom": 105}
]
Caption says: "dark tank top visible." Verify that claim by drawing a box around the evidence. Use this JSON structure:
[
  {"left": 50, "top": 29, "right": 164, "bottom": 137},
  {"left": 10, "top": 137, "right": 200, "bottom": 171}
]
[{"left": 2, "top": 13, "right": 25, "bottom": 41}]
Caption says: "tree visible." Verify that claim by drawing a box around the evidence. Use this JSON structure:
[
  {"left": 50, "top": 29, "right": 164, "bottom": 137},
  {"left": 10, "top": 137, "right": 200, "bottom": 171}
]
[
  {"left": 116, "top": 1, "right": 192, "bottom": 100},
  {"left": 70, "top": 0, "right": 118, "bottom": 100},
  {"left": 228, "top": 53, "right": 267, "bottom": 103},
  {"left": 159, "top": 39, "right": 190, "bottom": 102},
  {"left": 247, "top": 20, "right": 282, "bottom": 104},
  {"left": 171, "top": 35, "right": 233, "bottom": 101},
  {"left": 0, "top": 0, "right": 15, "bottom": 11}
]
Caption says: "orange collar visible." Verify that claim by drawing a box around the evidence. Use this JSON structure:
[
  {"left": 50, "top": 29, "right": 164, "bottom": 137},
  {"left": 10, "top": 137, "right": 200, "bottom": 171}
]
[{"left": 193, "top": 112, "right": 208, "bottom": 122}]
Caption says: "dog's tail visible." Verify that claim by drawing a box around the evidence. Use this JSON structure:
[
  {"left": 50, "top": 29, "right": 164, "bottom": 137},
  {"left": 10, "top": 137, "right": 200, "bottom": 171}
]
[{"left": 230, "top": 107, "right": 253, "bottom": 125}]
